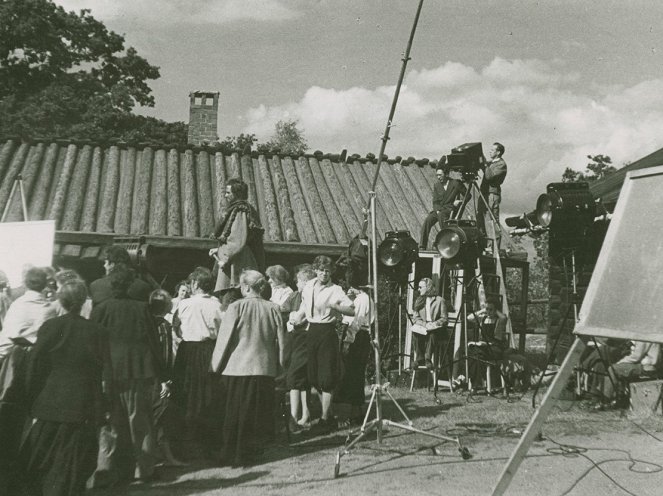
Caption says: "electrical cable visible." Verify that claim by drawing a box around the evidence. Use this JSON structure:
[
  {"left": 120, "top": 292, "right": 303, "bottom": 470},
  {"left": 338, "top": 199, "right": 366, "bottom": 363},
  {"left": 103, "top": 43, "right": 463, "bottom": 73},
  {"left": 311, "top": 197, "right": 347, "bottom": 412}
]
[{"left": 544, "top": 435, "right": 662, "bottom": 496}]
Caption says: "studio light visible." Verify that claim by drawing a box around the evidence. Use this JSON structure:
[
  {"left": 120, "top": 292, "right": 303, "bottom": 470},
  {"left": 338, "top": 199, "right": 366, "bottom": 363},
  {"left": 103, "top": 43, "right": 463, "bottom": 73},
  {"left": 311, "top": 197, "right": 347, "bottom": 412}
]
[
  {"left": 536, "top": 182, "right": 596, "bottom": 229},
  {"left": 434, "top": 219, "right": 481, "bottom": 267},
  {"left": 377, "top": 230, "right": 418, "bottom": 278}
]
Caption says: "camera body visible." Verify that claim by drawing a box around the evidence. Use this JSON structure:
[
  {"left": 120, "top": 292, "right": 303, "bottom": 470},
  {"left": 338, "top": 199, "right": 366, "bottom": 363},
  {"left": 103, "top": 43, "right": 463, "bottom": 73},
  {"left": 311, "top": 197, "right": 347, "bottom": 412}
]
[{"left": 442, "top": 142, "right": 484, "bottom": 182}]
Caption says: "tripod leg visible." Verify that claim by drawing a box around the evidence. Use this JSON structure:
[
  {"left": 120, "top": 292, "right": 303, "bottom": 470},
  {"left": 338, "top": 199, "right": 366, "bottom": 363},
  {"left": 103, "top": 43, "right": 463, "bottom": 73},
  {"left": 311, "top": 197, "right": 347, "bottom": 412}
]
[
  {"left": 335, "top": 419, "right": 380, "bottom": 478},
  {"left": 384, "top": 388, "right": 413, "bottom": 426}
]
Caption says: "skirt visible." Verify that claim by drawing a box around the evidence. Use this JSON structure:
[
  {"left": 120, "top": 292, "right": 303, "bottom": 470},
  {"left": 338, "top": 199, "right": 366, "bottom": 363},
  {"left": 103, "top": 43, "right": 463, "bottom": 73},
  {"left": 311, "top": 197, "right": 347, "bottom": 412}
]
[
  {"left": 20, "top": 419, "right": 97, "bottom": 496},
  {"left": 285, "top": 329, "right": 309, "bottom": 390},
  {"left": 307, "top": 323, "right": 340, "bottom": 393},
  {"left": 219, "top": 375, "right": 275, "bottom": 467},
  {"left": 336, "top": 329, "right": 371, "bottom": 406},
  {"left": 172, "top": 340, "right": 215, "bottom": 428}
]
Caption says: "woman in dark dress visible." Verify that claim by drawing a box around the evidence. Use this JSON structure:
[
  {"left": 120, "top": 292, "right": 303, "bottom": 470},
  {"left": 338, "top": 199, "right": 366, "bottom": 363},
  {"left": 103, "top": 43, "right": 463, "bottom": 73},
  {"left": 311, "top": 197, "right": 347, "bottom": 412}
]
[{"left": 19, "top": 279, "right": 104, "bottom": 496}]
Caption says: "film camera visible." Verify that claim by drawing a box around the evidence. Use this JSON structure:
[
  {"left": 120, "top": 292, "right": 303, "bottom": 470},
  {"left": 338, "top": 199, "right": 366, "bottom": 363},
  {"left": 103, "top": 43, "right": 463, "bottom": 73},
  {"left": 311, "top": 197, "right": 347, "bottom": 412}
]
[{"left": 440, "top": 142, "right": 485, "bottom": 182}]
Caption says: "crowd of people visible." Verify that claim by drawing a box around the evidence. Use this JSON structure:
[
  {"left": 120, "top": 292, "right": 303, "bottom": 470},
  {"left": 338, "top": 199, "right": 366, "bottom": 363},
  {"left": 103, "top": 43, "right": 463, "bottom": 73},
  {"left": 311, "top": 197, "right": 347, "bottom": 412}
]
[{"left": 0, "top": 248, "right": 375, "bottom": 495}]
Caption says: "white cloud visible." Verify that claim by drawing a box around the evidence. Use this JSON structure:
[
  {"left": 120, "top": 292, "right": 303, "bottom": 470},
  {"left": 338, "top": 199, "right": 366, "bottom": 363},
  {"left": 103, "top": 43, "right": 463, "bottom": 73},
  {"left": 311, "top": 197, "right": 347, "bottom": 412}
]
[
  {"left": 54, "top": 0, "right": 301, "bottom": 25},
  {"left": 243, "top": 57, "right": 663, "bottom": 214}
]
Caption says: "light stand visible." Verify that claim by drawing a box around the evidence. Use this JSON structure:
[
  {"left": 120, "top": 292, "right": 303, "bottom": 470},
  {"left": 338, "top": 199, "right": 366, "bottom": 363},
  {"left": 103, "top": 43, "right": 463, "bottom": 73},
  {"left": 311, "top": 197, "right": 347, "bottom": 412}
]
[{"left": 333, "top": 0, "right": 470, "bottom": 477}]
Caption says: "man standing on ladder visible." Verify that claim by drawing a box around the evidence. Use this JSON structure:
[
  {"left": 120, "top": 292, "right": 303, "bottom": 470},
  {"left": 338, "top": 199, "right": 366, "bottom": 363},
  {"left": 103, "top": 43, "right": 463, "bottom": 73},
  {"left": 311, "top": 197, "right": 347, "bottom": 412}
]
[{"left": 479, "top": 142, "right": 507, "bottom": 253}]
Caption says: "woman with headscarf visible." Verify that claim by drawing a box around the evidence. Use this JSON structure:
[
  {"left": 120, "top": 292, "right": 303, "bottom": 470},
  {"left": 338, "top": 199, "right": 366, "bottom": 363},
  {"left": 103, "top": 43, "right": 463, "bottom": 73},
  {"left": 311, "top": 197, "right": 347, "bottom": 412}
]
[
  {"left": 209, "top": 178, "right": 265, "bottom": 291},
  {"left": 19, "top": 279, "right": 104, "bottom": 496},
  {"left": 412, "top": 278, "right": 448, "bottom": 370},
  {"left": 211, "top": 270, "right": 286, "bottom": 467}
]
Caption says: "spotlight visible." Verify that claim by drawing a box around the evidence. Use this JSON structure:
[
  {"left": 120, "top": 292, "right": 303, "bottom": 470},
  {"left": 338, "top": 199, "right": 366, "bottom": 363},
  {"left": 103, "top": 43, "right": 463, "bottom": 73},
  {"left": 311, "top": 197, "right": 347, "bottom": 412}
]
[
  {"left": 535, "top": 182, "right": 596, "bottom": 229},
  {"left": 434, "top": 220, "right": 482, "bottom": 267},
  {"left": 377, "top": 230, "right": 418, "bottom": 280}
]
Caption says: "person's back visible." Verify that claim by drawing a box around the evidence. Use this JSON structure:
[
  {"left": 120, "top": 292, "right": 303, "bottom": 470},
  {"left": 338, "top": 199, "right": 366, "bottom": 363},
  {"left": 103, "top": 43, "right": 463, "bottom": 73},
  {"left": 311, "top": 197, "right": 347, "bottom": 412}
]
[
  {"left": 215, "top": 296, "right": 282, "bottom": 377},
  {"left": 28, "top": 313, "right": 103, "bottom": 423},
  {"left": 90, "top": 276, "right": 152, "bottom": 306},
  {"left": 91, "top": 297, "right": 159, "bottom": 381}
]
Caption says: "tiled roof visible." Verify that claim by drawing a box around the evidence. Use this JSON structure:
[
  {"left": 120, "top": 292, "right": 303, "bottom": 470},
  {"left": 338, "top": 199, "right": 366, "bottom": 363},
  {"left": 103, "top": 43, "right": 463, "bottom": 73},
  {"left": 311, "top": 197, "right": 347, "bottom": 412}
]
[
  {"left": 590, "top": 146, "right": 663, "bottom": 209},
  {"left": 0, "top": 139, "right": 439, "bottom": 246}
]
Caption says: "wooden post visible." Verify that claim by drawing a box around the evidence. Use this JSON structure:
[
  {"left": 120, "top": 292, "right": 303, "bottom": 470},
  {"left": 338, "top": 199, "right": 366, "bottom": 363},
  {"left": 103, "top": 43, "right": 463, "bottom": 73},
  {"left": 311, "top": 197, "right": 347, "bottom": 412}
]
[{"left": 492, "top": 337, "right": 586, "bottom": 495}]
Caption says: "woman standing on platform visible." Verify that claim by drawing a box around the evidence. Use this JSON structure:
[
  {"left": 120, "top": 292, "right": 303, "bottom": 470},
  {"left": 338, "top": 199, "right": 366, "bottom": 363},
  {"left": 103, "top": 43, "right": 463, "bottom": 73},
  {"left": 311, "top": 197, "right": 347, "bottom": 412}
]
[
  {"left": 19, "top": 279, "right": 104, "bottom": 496},
  {"left": 211, "top": 270, "right": 285, "bottom": 466},
  {"left": 293, "top": 256, "right": 354, "bottom": 431}
]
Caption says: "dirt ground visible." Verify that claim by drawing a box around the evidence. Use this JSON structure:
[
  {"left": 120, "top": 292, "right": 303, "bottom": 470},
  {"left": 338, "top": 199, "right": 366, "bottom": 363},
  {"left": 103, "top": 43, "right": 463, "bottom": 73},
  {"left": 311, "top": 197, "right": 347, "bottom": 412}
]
[{"left": 92, "top": 386, "right": 663, "bottom": 496}]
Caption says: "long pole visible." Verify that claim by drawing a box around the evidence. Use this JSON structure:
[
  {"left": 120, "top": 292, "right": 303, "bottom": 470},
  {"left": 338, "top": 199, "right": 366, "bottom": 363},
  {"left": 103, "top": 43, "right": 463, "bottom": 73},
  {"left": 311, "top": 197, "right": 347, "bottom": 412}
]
[
  {"left": 369, "top": 0, "right": 425, "bottom": 192},
  {"left": 369, "top": 192, "right": 383, "bottom": 442}
]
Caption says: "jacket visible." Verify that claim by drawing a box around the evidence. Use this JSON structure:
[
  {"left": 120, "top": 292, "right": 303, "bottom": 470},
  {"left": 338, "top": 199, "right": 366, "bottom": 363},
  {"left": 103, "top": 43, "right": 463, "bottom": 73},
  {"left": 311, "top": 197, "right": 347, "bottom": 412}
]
[
  {"left": 481, "top": 158, "right": 507, "bottom": 195},
  {"left": 211, "top": 295, "right": 285, "bottom": 377},
  {"left": 26, "top": 314, "right": 104, "bottom": 423}
]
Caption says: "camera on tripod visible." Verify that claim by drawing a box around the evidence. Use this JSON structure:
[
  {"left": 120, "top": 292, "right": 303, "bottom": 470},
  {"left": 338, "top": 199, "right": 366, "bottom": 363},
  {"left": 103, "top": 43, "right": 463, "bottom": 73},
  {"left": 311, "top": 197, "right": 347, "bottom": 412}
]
[{"left": 440, "top": 142, "right": 484, "bottom": 183}]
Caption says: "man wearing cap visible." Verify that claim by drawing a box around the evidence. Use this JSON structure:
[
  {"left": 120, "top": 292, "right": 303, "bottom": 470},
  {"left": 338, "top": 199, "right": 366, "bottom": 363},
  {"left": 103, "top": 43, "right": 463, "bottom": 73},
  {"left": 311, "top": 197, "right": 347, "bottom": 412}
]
[{"left": 419, "top": 164, "right": 466, "bottom": 250}]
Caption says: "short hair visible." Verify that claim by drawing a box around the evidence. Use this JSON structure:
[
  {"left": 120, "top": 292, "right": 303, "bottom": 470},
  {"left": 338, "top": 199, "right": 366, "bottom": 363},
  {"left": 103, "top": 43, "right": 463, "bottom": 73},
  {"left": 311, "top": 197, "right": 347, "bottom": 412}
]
[
  {"left": 312, "top": 255, "right": 333, "bottom": 271},
  {"left": 24, "top": 267, "right": 48, "bottom": 292},
  {"left": 149, "top": 289, "right": 172, "bottom": 317},
  {"left": 109, "top": 263, "right": 135, "bottom": 297},
  {"left": 105, "top": 246, "right": 132, "bottom": 265},
  {"left": 57, "top": 280, "right": 88, "bottom": 314},
  {"left": 254, "top": 278, "right": 272, "bottom": 300},
  {"left": 240, "top": 270, "right": 265, "bottom": 293},
  {"left": 296, "top": 264, "right": 316, "bottom": 283},
  {"left": 55, "top": 269, "right": 83, "bottom": 287},
  {"left": 266, "top": 265, "right": 289, "bottom": 285},
  {"left": 226, "top": 178, "right": 248, "bottom": 200},
  {"left": 189, "top": 266, "right": 214, "bottom": 293},
  {"left": 493, "top": 142, "right": 505, "bottom": 156}
]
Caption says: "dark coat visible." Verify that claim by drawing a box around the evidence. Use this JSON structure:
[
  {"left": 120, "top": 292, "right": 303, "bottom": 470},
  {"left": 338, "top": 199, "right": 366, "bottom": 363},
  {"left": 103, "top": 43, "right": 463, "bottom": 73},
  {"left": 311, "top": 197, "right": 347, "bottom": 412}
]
[
  {"left": 89, "top": 275, "right": 152, "bottom": 307},
  {"left": 26, "top": 314, "right": 104, "bottom": 424},
  {"left": 90, "top": 298, "right": 164, "bottom": 382},
  {"left": 432, "top": 179, "right": 466, "bottom": 217}
]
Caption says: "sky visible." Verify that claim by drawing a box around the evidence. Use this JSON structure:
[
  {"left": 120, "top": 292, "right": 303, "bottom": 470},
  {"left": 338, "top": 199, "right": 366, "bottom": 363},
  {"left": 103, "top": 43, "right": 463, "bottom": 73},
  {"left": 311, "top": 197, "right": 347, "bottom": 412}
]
[{"left": 54, "top": 0, "right": 663, "bottom": 216}]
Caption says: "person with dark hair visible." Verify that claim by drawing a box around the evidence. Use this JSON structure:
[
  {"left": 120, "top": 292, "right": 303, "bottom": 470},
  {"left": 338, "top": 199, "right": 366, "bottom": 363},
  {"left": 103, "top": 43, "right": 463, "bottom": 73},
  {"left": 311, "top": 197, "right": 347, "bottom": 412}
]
[
  {"left": 211, "top": 270, "right": 285, "bottom": 467},
  {"left": 281, "top": 265, "right": 316, "bottom": 429},
  {"left": 411, "top": 278, "right": 448, "bottom": 370},
  {"left": 171, "top": 267, "right": 222, "bottom": 452},
  {"left": 18, "top": 279, "right": 104, "bottom": 496},
  {"left": 148, "top": 289, "right": 186, "bottom": 467},
  {"left": 209, "top": 178, "right": 265, "bottom": 291},
  {"left": 90, "top": 246, "right": 153, "bottom": 306},
  {"left": 419, "top": 165, "right": 466, "bottom": 249},
  {"left": 466, "top": 298, "right": 528, "bottom": 391},
  {"left": 292, "top": 256, "right": 354, "bottom": 431},
  {"left": 479, "top": 142, "right": 508, "bottom": 250},
  {"left": 0, "top": 267, "right": 57, "bottom": 493},
  {"left": 89, "top": 263, "right": 166, "bottom": 486}
]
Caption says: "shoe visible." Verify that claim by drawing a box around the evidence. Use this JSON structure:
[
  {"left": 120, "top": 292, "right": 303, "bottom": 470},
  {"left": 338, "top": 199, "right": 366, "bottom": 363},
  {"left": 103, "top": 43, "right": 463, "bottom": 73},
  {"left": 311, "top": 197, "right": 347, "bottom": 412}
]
[
  {"left": 288, "top": 416, "right": 302, "bottom": 433},
  {"left": 314, "top": 417, "right": 336, "bottom": 434}
]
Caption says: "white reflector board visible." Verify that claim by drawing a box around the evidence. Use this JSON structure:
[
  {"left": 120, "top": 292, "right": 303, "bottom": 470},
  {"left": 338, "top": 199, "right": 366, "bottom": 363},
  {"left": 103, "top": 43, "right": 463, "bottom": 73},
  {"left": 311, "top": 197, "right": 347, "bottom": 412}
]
[
  {"left": 575, "top": 165, "right": 663, "bottom": 343},
  {"left": 0, "top": 220, "right": 55, "bottom": 288}
]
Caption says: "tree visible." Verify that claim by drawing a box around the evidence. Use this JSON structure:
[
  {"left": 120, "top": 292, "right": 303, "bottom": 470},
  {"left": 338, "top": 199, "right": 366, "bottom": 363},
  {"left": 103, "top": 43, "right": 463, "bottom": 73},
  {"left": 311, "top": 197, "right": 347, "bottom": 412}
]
[
  {"left": 562, "top": 154, "right": 618, "bottom": 183},
  {"left": 0, "top": 0, "right": 186, "bottom": 144},
  {"left": 262, "top": 119, "right": 308, "bottom": 155}
]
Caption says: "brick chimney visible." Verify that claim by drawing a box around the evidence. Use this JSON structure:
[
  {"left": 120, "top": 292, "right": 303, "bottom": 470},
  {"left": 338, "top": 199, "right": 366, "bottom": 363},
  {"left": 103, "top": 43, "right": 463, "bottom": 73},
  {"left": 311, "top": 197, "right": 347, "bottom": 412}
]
[{"left": 187, "top": 91, "right": 220, "bottom": 145}]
